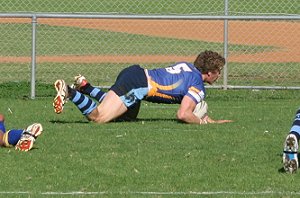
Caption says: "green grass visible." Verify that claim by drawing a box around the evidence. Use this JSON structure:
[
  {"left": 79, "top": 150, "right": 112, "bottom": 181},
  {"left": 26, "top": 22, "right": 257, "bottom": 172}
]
[
  {"left": 229, "top": 0, "right": 299, "bottom": 15},
  {"left": 1, "top": 0, "right": 225, "bottom": 14},
  {"left": 0, "top": 23, "right": 273, "bottom": 57},
  {"left": 227, "top": 62, "right": 300, "bottom": 86},
  {"left": 0, "top": 88, "right": 300, "bottom": 197},
  {"left": 1, "top": 0, "right": 298, "bottom": 14}
]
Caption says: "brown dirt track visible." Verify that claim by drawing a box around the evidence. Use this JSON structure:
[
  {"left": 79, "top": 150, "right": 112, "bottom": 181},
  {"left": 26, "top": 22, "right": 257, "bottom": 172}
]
[{"left": 0, "top": 18, "right": 299, "bottom": 63}]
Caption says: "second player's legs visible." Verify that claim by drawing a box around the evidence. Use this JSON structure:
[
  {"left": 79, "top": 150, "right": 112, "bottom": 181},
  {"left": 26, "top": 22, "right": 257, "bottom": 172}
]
[{"left": 283, "top": 108, "right": 300, "bottom": 173}]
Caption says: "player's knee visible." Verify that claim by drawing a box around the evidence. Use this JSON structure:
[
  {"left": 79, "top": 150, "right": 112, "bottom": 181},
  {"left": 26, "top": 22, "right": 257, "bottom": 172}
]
[
  {"left": 176, "top": 110, "right": 186, "bottom": 121},
  {"left": 90, "top": 114, "right": 110, "bottom": 123},
  {"left": 94, "top": 117, "right": 110, "bottom": 124},
  {"left": 87, "top": 109, "right": 110, "bottom": 123}
]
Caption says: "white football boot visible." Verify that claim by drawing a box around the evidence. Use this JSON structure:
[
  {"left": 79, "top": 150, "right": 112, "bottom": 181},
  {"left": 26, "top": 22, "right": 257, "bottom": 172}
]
[
  {"left": 283, "top": 134, "right": 299, "bottom": 173},
  {"left": 53, "top": 79, "right": 68, "bottom": 114},
  {"left": 70, "top": 74, "right": 88, "bottom": 91},
  {"left": 15, "top": 123, "right": 43, "bottom": 152}
]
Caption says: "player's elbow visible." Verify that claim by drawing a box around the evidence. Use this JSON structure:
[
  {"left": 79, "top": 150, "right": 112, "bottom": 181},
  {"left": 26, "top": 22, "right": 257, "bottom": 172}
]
[{"left": 176, "top": 110, "right": 188, "bottom": 123}]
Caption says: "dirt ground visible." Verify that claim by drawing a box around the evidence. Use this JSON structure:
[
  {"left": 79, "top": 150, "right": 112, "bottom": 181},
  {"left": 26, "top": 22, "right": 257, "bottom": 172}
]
[{"left": 0, "top": 18, "right": 299, "bottom": 63}]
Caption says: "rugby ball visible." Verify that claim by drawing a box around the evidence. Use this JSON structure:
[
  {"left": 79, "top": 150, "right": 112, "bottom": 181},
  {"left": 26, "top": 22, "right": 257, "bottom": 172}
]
[{"left": 193, "top": 101, "right": 208, "bottom": 119}]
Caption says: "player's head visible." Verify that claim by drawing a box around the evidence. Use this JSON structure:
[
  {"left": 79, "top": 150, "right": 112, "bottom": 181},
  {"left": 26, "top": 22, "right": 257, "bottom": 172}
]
[{"left": 194, "top": 50, "right": 225, "bottom": 75}]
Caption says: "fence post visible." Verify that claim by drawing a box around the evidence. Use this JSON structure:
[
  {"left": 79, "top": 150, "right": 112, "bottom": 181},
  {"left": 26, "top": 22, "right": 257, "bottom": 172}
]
[
  {"left": 223, "top": 0, "right": 229, "bottom": 90},
  {"left": 30, "top": 15, "right": 37, "bottom": 99}
]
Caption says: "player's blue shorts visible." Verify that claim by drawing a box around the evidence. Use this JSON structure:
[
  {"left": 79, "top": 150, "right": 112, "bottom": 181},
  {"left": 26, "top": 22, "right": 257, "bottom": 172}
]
[
  {"left": 0, "top": 121, "right": 6, "bottom": 133},
  {"left": 110, "top": 65, "right": 148, "bottom": 107}
]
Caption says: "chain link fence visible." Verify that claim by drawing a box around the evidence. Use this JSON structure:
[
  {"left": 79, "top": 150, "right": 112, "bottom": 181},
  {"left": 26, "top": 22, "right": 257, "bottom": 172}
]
[
  {"left": 1, "top": 0, "right": 298, "bottom": 15},
  {"left": 0, "top": 0, "right": 299, "bottom": 97}
]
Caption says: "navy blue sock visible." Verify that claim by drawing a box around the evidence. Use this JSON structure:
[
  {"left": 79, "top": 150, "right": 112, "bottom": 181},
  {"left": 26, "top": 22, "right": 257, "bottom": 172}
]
[
  {"left": 289, "top": 108, "right": 300, "bottom": 142},
  {"left": 81, "top": 84, "right": 106, "bottom": 102},
  {"left": 0, "top": 121, "right": 6, "bottom": 132},
  {"left": 70, "top": 90, "right": 97, "bottom": 115},
  {"left": 3, "top": 129, "right": 23, "bottom": 146}
]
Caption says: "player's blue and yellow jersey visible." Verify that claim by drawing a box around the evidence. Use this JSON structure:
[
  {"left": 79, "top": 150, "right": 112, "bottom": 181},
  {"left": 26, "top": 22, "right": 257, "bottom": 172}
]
[
  {"left": 145, "top": 62, "right": 206, "bottom": 104},
  {"left": 0, "top": 120, "right": 6, "bottom": 132}
]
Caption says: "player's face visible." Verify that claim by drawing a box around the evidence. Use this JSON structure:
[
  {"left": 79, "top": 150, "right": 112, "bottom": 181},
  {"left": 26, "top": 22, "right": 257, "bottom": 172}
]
[{"left": 206, "top": 70, "right": 221, "bottom": 84}]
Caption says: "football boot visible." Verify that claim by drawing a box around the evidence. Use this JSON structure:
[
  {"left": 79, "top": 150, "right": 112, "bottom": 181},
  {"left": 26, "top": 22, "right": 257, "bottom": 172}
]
[
  {"left": 71, "top": 74, "right": 88, "bottom": 91},
  {"left": 15, "top": 123, "right": 43, "bottom": 152},
  {"left": 283, "top": 134, "right": 299, "bottom": 173},
  {"left": 53, "top": 79, "right": 68, "bottom": 114}
]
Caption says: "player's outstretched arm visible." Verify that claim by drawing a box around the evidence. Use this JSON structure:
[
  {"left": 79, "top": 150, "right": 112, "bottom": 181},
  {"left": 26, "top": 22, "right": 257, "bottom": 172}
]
[{"left": 204, "top": 115, "right": 233, "bottom": 124}]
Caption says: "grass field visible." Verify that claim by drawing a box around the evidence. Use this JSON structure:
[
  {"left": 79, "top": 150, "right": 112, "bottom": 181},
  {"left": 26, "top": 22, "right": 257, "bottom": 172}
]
[
  {"left": 1, "top": 23, "right": 273, "bottom": 57},
  {"left": 1, "top": 86, "right": 300, "bottom": 197}
]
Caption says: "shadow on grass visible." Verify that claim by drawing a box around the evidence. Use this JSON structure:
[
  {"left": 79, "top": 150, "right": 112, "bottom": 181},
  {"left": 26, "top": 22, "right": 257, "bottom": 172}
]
[
  {"left": 49, "top": 118, "right": 178, "bottom": 124},
  {"left": 278, "top": 167, "right": 286, "bottom": 173},
  {"left": 49, "top": 120, "right": 90, "bottom": 124},
  {"left": 114, "top": 118, "right": 178, "bottom": 122}
]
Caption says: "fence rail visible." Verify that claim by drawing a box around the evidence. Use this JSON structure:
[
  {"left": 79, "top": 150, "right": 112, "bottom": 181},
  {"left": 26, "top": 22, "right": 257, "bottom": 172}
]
[{"left": 1, "top": 13, "right": 300, "bottom": 19}]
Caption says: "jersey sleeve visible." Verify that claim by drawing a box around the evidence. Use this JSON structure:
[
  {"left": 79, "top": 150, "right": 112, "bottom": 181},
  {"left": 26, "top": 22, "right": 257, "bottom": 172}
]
[
  {"left": 186, "top": 86, "right": 205, "bottom": 104},
  {"left": 184, "top": 67, "right": 206, "bottom": 104}
]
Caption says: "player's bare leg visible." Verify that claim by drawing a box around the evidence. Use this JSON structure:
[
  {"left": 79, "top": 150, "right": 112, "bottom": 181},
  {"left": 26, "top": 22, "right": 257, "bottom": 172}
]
[{"left": 87, "top": 90, "right": 127, "bottom": 123}]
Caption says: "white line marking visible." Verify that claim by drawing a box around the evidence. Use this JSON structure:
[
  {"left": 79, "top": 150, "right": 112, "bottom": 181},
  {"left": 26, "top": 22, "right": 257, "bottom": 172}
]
[
  {"left": 1, "top": 191, "right": 300, "bottom": 196},
  {"left": 0, "top": 192, "right": 29, "bottom": 194},
  {"left": 42, "top": 192, "right": 106, "bottom": 195}
]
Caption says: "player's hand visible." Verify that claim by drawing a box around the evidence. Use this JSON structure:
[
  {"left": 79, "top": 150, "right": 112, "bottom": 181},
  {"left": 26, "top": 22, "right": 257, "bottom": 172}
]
[
  {"left": 205, "top": 116, "right": 233, "bottom": 124},
  {"left": 214, "top": 119, "right": 234, "bottom": 124}
]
